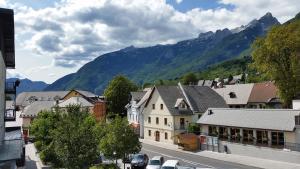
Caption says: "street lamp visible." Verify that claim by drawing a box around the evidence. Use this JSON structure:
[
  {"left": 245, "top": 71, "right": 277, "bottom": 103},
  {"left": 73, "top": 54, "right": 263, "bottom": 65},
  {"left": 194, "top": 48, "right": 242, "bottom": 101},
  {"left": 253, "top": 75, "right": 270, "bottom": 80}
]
[{"left": 113, "top": 151, "right": 117, "bottom": 166}]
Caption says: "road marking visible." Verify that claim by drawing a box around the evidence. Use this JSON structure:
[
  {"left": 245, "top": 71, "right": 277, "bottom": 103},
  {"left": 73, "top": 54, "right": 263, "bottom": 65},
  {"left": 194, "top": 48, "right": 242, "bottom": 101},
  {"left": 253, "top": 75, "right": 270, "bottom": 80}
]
[{"left": 142, "top": 148, "right": 215, "bottom": 168}]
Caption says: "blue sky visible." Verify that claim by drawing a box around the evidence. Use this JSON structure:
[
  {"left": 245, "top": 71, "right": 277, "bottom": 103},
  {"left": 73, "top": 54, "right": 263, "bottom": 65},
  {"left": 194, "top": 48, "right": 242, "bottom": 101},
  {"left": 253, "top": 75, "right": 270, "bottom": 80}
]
[{"left": 3, "top": 0, "right": 300, "bottom": 83}]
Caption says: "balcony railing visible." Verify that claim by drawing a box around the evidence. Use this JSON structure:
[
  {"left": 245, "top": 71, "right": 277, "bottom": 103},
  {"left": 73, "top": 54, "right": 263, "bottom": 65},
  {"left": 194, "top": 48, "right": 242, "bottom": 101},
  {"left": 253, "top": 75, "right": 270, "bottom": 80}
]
[
  {"left": 5, "top": 109, "right": 16, "bottom": 121},
  {"left": 5, "top": 81, "right": 19, "bottom": 94}
]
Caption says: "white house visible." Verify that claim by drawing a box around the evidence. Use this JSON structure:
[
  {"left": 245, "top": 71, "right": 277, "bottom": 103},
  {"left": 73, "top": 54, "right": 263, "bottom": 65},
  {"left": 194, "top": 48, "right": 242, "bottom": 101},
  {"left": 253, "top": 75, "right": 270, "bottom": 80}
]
[{"left": 126, "top": 88, "right": 152, "bottom": 138}]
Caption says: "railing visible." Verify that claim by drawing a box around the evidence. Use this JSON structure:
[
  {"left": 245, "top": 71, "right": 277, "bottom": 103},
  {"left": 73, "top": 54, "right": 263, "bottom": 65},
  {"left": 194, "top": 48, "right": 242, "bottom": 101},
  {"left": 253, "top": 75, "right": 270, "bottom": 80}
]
[
  {"left": 5, "top": 82, "right": 17, "bottom": 94},
  {"left": 5, "top": 109, "right": 16, "bottom": 121}
]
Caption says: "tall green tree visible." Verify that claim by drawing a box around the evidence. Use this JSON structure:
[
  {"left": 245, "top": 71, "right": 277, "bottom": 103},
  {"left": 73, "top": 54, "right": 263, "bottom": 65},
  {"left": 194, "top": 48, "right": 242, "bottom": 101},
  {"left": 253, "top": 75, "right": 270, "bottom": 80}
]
[
  {"left": 30, "top": 109, "right": 61, "bottom": 165},
  {"left": 99, "top": 116, "right": 141, "bottom": 162},
  {"left": 182, "top": 72, "right": 198, "bottom": 85},
  {"left": 104, "top": 75, "right": 138, "bottom": 116},
  {"left": 251, "top": 20, "right": 300, "bottom": 107},
  {"left": 52, "top": 105, "right": 101, "bottom": 169}
]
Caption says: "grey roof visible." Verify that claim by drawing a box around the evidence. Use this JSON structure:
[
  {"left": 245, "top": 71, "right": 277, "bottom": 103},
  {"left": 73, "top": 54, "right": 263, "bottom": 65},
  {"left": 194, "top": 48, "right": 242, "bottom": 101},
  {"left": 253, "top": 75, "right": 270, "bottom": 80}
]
[
  {"left": 76, "top": 90, "right": 98, "bottom": 98},
  {"left": 20, "top": 101, "right": 55, "bottom": 117},
  {"left": 197, "top": 108, "right": 300, "bottom": 131},
  {"left": 58, "top": 96, "right": 94, "bottom": 107},
  {"left": 131, "top": 91, "right": 147, "bottom": 101},
  {"left": 16, "top": 91, "right": 69, "bottom": 107},
  {"left": 152, "top": 85, "right": 227, "bottom": 115},
  {"left": 182, "top": 85, "right": 228, "bottom": 112},
  {"left": 136, "top": 88, "right": 152, "bottom": 108},
  {"left": 213, "top": 84, "right": 254, "bottom": 105},
  {"left": 156, "top": 86, "right": 193, "bottom": 115}
]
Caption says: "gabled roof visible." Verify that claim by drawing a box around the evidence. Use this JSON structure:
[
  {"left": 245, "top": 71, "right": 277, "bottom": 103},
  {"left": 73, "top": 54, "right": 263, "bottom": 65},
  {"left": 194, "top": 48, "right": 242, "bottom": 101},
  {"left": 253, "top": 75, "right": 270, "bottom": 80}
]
[
  {"left": 213, "top": 84, "right": 254, "bottom": 105},
  {"left": 197, "top": 108, "right": 300, "bottom": 131},
  {"left": 248, "top": 82, "right": 280, "bottom": 103},
  {"left": 145, "top": 85, "right": 227, "bottom": 116},
  {"left": 136, "top": 88, "right": 152, "bottom": 108},
  {"left": 131, "top": 91, "right": 147, "bottom": 102},
  {"left": 75, "top": 90, "right": 98, "bottom": 98},
  {"left": 20, "top": 101, "right": 55, "bottom": 117},
  {"left": 16, "top": 91, "right": 69, "bottom": 107},
  {"left": 182, "top": 85, "right": 228, "bottom": 112},
  {"left": 58, "top": 96, "right": 94, "bottom": 107}
]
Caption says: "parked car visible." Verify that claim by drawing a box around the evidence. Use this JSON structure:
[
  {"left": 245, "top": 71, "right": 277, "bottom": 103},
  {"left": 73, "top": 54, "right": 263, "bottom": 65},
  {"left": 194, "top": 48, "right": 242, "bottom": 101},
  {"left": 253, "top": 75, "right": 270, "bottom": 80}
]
[
  {"left": 131, "top": 153, "right": 149, "bottom": 169},
  {"left": 146, "top": 156, "right": 164, "bottom": 169},
  {"left": 161, "top": 160, "right": 180, "bottom": 169}
]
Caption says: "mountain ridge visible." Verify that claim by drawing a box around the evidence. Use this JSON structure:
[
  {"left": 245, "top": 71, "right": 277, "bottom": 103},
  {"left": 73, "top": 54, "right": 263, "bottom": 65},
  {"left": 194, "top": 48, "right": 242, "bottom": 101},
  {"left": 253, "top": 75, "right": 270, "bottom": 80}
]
[
  {"left": 45, "top": 12, "right": 280, "bottom": 94},
  {"left": 7, "top": 78, "right": 49, "bottom": 95}
]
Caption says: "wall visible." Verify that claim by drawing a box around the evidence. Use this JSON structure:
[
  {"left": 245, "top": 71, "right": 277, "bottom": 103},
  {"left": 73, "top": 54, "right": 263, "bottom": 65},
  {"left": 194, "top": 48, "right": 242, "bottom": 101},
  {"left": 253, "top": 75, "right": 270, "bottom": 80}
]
[
  {"left": 293, "top": 100, "right": 300, "bottom": 109},
  {"left": 22, "top": 117, "right": 31, "bottom": 130},
  {"left": 285, "top": 131, "right": 296, "bottom": 143},
  {"left": 93, "top": 101, "right": 106, "bottom": 121},
  {"left": 0, "top": 52, "right": 5, "bottom": 143},
  {"left": 63, "top": 90, "right": 81, "bottom": 100},
  {"left": 219, "top": 141, "right": 300, "bottom": 164},
  {"left": 143, "top": 88, "right": 174, "bottom": 144}
]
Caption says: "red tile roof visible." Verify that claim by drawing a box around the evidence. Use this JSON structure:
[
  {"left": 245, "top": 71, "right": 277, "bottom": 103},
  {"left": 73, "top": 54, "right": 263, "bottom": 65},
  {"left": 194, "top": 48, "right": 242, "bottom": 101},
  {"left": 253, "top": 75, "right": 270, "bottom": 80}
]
[{"left": 248, "top": 82, "right": 278, "bottom": 103}]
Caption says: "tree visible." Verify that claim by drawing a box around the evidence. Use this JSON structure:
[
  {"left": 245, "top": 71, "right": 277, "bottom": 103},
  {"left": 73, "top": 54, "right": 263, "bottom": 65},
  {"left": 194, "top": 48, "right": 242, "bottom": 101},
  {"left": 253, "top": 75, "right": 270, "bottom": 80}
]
[
  {"left": 52, "top": 105, "right": 101, "bottom": 169},
  {"left": 182, "top": 72, "right": 198, "bottom": 85},
  {"left": 99, "top": 116, "right": 141, "bottom": 163},
  {"left": 30, "top": 110, "right": 61, "bottom": 166},
  {"left": 104, "top": 75, "right": 138, "bottom": 116},
  {"left": 251, "top": 20, "right": 300, "bottom": 107}
]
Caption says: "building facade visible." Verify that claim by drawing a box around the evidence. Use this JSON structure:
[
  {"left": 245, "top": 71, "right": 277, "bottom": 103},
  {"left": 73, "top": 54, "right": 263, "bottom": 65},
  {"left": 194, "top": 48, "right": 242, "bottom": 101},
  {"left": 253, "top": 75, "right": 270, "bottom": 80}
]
[
  {"left": 0, "top": 8, "right": 25, "bottom": 168},
  {"left": 143, "top": 83, "right": 227, "bottom": 144}
]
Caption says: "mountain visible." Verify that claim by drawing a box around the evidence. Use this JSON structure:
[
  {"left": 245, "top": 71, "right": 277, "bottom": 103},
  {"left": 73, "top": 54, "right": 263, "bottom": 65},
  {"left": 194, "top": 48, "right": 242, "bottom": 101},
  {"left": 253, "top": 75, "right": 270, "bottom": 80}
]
[
  {"left": 45, "top": 13, "right": 279, "bottom": 94},
  {"left": 6, "top": 78, "right": 49, "bottom": 95}
]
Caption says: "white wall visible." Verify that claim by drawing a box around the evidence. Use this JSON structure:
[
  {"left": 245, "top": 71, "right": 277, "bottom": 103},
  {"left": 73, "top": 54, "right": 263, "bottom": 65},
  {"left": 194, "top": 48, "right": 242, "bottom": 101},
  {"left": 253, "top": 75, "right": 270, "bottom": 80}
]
[
  {"left": 0, "top": 52, "right": 5, "bottom": 143},
  {"left": 292, "top": 100, "right": 300, "bottom": 109}
]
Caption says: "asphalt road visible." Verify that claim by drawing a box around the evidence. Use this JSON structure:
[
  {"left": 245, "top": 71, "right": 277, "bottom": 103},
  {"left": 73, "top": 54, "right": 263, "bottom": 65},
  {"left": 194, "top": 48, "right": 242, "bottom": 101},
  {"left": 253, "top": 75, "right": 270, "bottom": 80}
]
[{"left": 141, "top": 143, "right": 259, "bottom": 169}]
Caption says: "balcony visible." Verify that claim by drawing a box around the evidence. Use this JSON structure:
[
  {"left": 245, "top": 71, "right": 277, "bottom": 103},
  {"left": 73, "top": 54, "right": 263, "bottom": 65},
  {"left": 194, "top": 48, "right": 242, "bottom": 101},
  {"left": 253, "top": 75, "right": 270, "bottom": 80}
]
[
  {"left": 5, "top": 81, "right": 19, "bottom": 94},
  {"left": 5, "top": 109, "right": 16, "bottom": 121}
]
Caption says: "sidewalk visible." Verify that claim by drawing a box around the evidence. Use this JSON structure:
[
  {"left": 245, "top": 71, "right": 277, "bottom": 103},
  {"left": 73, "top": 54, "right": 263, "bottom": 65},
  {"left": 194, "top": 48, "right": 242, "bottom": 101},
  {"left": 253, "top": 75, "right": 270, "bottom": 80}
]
[
  {"left": 25, "top": 143, "right": 51, "bottom": 169},
  {"left": 141, "top": 139, "right": 300, "bottom": 169}
]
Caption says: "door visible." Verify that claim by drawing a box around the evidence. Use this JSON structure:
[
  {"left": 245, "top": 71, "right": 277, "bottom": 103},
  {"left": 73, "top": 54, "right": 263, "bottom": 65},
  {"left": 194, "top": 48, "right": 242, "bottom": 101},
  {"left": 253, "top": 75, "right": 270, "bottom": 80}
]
[{"left": 155, "top": 131, "right": 160, "bottom": 141}]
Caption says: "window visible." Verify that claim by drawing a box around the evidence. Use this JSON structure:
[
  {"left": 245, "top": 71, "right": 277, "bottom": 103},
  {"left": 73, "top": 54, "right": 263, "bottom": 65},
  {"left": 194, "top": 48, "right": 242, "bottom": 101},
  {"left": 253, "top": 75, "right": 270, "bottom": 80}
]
[
  {"left": 148, "top": 117, "right": 151, "bottom": 124},
  {"left": 160, "top": 104, "right": 163, "bottom": 110},
  {"left": 256, "top": 130, "right": 268, "bottom": 145},
  {"left": 230, "top": 128, "right": 241, "bottom": 142},
  {"left": 148, "top": 130, "right": 151, "bottom": 136},
  {"left": 219, "top": 127, "right": 228, "bottom": 140},
  {"left": 243, "top": 129, "right": 254, "bottom": 143},
  {"left": 165, "top": 132, "right": 168, "bottom": 140},
  {"left": 295, "top": 115, "right": 300, "bottom": 125},
  {"left": 152, "top": 104, "right": 155, "bottom": 109},
  {"left": 164, "top": 118, "right": 167, "bottom": 125},
  {"left": 198, "top": 114, "right": 202, "bottom": 119},
  {"left": 181, "top": 103, "right": 186, "bottom": 109},
  {"left": 271, "top": 132, "right": 284, "bottom": 147},
  {"left": 180, "top": 118, "right": 185, "bottom": 129},
  {"left": 156, "top": 117, "right": 159, "bottom": 124},
  {"left": 229, "top": 92, "right": 236, "bottom": 98},
  {"left": 208, "top": 126, "right": 218, "bottom": 136}
]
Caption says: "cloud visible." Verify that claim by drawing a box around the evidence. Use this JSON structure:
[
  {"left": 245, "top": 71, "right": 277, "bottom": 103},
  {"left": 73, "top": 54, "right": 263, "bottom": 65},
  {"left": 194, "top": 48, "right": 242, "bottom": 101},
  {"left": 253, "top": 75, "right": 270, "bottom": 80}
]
[
  {"left": 6, "top": 69, "right": 25, "bottom": 79},
  {"left": 10, "top": 0, "right": 300, "bottom": 69},
  {"left": 175, "top": 0, "right": 183, "bottom": 4}
]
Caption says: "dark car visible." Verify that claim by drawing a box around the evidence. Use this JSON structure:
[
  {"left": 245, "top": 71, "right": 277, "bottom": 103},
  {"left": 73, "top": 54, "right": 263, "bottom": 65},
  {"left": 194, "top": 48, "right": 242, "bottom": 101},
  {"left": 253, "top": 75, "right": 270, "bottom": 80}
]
[{"left": 131, "top": 153, "right": 149, "bottom": 169}]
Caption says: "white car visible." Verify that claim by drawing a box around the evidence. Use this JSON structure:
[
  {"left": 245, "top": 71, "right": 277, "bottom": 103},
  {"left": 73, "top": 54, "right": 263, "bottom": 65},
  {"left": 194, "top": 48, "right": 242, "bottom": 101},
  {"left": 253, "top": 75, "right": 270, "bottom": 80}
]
[
  {"left": 146, "top": 156, "right": 164, "bottom": 169},
  {"left": 161, "top": 160, "right": 180, "bottom": 169}
]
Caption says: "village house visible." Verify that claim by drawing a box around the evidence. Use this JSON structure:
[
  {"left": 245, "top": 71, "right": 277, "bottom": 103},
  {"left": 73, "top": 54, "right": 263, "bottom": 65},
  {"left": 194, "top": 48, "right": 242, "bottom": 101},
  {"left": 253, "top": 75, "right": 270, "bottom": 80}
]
[
  {"left": 213, "top": 82, "right": 282, "bottom": 108},
  {"left": 197, "top": 108, "right": 300, "bottom": 164},
  {"left": 0, "top": 8, "right": 25, "bottom": 168},
  {"left": 142, "top": 83, "right": 227, "bottom": 144},
  {"left": 126, "top": 88, "right": 151, "bottom": 138},
  {"left": 20, "top": 89, "right": 106, "bottom": 138}
]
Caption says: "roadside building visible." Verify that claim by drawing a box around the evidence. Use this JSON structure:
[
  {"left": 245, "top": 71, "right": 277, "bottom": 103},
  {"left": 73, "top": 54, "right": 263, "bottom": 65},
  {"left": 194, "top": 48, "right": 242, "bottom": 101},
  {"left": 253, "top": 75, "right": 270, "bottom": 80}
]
[
  {"left": 0, "top": 8, "right": 25, "bottom": 168},
  {"left": 197, "top": 108, "right": 300, "bottom": 164},
  {"left": 126, "top": 88, "right": 151, "bottom": 138},
  {"left": 143, "top": 83, "right": 227, "bottom": 144}
]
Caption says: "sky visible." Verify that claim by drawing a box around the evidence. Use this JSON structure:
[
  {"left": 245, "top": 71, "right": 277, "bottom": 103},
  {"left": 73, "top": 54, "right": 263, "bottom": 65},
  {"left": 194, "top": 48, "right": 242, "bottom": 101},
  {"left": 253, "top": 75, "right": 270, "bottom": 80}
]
[{"left": 2, "top": 0, "right": 300, "bottom": 83}]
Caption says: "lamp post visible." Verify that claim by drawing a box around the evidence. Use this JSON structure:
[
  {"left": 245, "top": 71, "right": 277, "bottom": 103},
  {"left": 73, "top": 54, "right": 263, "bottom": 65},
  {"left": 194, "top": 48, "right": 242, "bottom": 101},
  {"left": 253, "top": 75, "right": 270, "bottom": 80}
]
[{"left": 113, "top": 151, "right": 117, "bottom": 166}]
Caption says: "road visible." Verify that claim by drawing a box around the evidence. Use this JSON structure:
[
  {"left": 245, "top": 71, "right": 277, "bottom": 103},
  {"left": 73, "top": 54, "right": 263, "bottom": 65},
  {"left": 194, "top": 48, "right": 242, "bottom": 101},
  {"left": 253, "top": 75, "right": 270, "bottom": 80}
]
[{"left": 141, "top": 143, "right": 259, "bottom": 169}]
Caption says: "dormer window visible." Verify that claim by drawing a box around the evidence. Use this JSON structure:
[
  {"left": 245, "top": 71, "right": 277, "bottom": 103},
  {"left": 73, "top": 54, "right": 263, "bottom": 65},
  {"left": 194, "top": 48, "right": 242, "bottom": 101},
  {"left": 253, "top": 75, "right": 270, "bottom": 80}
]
[
  {"left": 181, "top": 103, "right": 186, "bottom": 109},
  {"left": 229, "top": 92, "right": 236, "bottom": 98},
  {"left": 174, "top": 98, "right": 188, "bottom": 109}
]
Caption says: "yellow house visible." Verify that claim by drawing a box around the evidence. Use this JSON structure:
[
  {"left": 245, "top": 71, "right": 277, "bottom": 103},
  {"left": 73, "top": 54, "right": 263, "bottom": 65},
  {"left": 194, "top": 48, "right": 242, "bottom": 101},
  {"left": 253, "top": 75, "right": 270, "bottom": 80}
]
[{"left": 143, "top": 83, "right": 227, "bottom": 144}]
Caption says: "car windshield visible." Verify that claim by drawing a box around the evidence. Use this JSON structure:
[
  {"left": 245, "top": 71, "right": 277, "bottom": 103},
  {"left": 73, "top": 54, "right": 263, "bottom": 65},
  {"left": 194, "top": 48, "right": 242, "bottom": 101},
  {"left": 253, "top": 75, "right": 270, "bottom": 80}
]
[
  {"left": 133, "top": 154, "right": 144, "bottom": 160},
  {"left": 149, "top": 160, "right": 160, "bottom": 165},
  {"left": 162, "top": 167, "right": 175, "bottom": 169}
]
